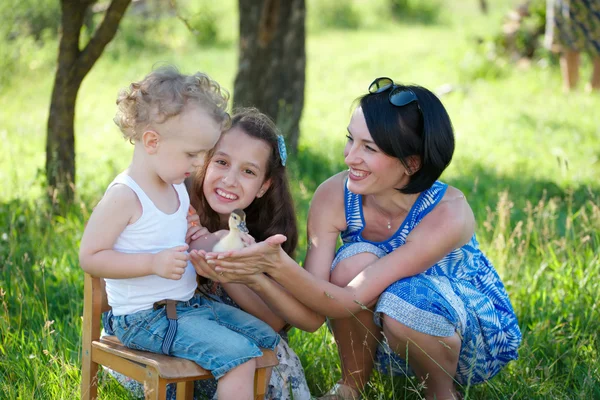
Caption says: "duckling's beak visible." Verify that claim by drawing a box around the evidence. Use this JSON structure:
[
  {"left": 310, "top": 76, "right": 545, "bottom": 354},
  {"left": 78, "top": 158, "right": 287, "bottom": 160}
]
[{"left": 238, "top": 221, "right": 249, "bottom": 233}]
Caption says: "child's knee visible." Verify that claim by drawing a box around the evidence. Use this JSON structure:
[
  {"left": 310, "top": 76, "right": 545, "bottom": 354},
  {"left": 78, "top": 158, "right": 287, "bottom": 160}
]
[
  {"left": 226, "top": 357, "right": 256, "bottom": 377},
  {"left": 236, "top": 357, "right": 256, "bottom": 370}
]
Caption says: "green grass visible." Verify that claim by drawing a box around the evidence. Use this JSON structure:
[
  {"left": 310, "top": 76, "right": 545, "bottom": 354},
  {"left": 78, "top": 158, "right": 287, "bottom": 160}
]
[{"left": 1, "top": 0, "right": 599, "bottom": 398}]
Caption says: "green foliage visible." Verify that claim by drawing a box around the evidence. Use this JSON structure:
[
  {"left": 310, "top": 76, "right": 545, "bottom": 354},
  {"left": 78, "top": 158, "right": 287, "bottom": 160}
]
[
  {"left": 105, "top": 16, "right": 169, "bottom": 59},
  {"left": 477, "top": 0, "right": 555, "bottom": 66},
  {"left": 0, "top": 0, "right": 61, "bottom": 89},
  {"left": 0, "top": 32, "right": 57, "bottom": 91},
  {"left": 460, "top": 0, "right": 557, "bottom": 83},
  {"left": 388, "top": 0, "right": 443, "bottom": 25},
  {"left": 459, "top": 40, "right": 509, "bottom": 83},
  {"left": 311, "top": 1, "right": 362, "bottom": 30},
  {"left": 187, "top": 10, "right": 219, "bottom": 45},
  {"left": 169, "top": 0, "right": 238, "bottom": 47},
  {"left": 0, "top": 0, "right": 61, "bottom": 41},
  {"left": 505, "top": 0, "right": 547, "bottom": 59}
]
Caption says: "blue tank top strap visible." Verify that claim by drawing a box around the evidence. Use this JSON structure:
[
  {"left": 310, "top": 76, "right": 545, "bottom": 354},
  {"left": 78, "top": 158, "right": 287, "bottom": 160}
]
[
  {"left": 406, "top": 181, "right": 448, "bottom": 229},
  {"left": 339, "top": 180, "right": 448, "bottom": 251},
  {"left": 341, "top": 179, "right": 364, "bottom": 243}
]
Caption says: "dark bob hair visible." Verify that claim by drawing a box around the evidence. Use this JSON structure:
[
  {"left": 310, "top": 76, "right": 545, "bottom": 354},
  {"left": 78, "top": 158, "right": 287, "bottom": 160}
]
[{"left": 359, "top": 83, "right": 455, "bottom": 194}]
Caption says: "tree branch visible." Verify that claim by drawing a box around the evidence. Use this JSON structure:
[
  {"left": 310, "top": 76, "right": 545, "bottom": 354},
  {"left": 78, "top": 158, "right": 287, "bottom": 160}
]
[
  {"left": 59, "top": 0, "right": 92, "bottom": 69},
  {"left": 168, "top": 0, "right": 198, "bottom": 38},
  {"left": 74, "top": 0, "right": 131, "bottom": 83}
]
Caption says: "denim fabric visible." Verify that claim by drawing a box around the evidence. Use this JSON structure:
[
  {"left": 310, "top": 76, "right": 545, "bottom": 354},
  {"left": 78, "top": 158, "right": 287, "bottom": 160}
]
[{"left": 111, "top": 293, "right": 280, "bottom": 379}]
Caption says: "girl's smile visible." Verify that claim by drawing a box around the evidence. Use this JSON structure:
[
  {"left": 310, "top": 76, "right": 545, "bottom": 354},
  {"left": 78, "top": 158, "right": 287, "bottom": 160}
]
[{"left": 214, "top": 188, "right": 239, "bottom": 201}]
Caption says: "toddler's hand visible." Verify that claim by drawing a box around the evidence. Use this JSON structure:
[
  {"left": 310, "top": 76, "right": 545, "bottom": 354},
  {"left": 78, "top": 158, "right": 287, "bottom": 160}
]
[
  {"left": 152, "top": 245, "right": 189, "bottom": 280},
  {"left": 186, "top": 205, "right": 210, "bottom": 243}
]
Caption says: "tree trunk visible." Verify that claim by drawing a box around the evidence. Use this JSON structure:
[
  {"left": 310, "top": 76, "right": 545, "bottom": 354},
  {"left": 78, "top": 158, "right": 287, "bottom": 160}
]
[
  {"left": 234, "top": 0, "right": 306, "bottom": 154},
  {"left": 46, "top": 0, "right": 131, "bottom": 206},
  {"left": 479, "top": 0, "right": 488, "bottom": 14}
]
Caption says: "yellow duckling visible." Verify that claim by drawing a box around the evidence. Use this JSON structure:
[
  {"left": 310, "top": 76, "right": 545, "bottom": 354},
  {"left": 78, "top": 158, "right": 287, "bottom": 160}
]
[{"left": 212, "top": 209, "right": 250, "bottom": 252}]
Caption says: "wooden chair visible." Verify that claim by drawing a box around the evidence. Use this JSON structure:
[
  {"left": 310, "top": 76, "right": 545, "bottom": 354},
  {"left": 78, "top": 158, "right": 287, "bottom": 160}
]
[{"left": 81, "top": 273, "right": 278, "bottom": 400}]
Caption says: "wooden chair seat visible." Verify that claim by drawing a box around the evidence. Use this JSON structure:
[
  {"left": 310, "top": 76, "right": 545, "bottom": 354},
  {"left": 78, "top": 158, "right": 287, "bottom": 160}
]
[
  {"left": 94, "top": 335, "right": 277, "bottom": 380},
  {"left": 81, "top": 273, "right": 278, "bottom": 400}
]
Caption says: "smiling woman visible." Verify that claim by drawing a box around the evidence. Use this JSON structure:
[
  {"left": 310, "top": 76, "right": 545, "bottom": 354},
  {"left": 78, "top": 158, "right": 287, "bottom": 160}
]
[{"left": 206, "top": 78, "right": 522, "bottom": 400}]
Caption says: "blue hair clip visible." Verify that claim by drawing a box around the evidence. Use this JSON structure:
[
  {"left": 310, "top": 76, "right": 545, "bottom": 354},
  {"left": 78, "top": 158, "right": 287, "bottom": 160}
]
[{"left": 277, "top": 135, "right": 287, "bottom": 166}]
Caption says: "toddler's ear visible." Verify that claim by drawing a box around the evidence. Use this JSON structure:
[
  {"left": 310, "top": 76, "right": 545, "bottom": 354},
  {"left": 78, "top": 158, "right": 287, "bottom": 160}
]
[{"left": 142, "top": 130, "right": 160, "bottom": 154}]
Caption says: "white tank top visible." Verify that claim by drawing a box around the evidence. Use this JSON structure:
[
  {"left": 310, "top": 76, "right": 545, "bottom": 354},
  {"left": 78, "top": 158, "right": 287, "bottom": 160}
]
[{"left": 104, "top": 173, "right": 197, "bottom": 316}]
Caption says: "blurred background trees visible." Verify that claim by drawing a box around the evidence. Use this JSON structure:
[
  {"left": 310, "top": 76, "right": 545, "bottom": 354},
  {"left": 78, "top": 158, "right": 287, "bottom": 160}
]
[
  {"left": 2, "top": 0, "right": 307, "bottom": 208},
  {"left": 0, "top": 0, "right": 556, "bottom": 208},
  {"left": 46, "top": 0, "right": 131, "bottom": 206},
  {"left": 234, "top": 0, "right": 306, "bottom": 154}
]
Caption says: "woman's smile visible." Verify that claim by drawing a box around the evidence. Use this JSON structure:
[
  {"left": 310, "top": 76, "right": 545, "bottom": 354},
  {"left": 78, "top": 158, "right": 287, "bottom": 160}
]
[{"left": 348, "top": 167, "right": 370, "bottom": 181}]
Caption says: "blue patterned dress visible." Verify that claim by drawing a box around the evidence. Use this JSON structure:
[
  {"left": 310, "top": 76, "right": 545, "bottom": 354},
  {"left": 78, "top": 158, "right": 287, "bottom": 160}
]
[{"left": 331, "top": 180, "right": 521, "bottom": 385}]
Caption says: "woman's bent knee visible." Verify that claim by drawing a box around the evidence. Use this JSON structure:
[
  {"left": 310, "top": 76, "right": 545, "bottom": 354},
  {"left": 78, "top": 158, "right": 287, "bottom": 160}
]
[
  {"left": 382, "top": 315, "right": 416, "bottom": 341},
  {"left": 330, "top": 252, "right": 379, "bottom": 287},
  {"left": 382, "top": 316, "right": 460, "bottom": 351}
]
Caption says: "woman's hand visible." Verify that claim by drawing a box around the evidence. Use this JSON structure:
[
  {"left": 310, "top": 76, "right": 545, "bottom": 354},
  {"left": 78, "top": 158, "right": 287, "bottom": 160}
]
[
  {"left": 205, "top": 234, "right": 288, "bottom": 276},
  {"left": 186, "top": 205, "right": 210, "bottom": 243},
  {"left": 190, "top": 250, "right": 264, "bottom": 284}
]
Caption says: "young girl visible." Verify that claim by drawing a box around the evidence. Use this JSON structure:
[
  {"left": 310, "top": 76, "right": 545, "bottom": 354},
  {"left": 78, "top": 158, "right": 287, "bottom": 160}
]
[
  {"left": 104, "top": 108, "right": 320, "bottom": 399},
  {"left": 79, "top": 67, "right": 280, "bottom": 400}
]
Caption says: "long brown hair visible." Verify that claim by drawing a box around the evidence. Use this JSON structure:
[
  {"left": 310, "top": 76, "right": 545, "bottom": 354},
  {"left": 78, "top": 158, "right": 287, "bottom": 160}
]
[{"left": 189, "top": 108, "right": 298, "bottom": 256}]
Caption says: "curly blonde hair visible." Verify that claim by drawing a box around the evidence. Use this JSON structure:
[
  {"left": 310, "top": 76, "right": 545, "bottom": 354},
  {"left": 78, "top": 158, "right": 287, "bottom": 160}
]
[{"left": 114, "top": 65, "right": 231, "bottom": 142}]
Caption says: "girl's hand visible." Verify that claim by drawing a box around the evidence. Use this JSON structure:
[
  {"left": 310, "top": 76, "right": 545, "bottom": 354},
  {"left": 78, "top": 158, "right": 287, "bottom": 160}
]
[
  {"left": 186, "top": 205, "right": 209, "bottom": 243},
  {"left": 205, "top": 234, "right": 287, "bottom": 275},
  {"left": 190, "top": 250, "right": 263, "bottom": 284},
  {"left": 240, "top": 232, "right": 256, "bottom": 247}
]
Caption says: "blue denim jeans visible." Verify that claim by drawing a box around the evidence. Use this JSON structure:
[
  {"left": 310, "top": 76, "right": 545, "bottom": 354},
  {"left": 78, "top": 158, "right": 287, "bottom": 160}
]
[{"left": 111, "top": 293, "right": 280, "bottom": 379}]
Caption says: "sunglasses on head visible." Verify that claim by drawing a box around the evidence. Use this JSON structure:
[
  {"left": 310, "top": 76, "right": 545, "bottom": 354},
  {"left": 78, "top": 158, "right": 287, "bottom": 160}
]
[{"left": 368, "top": 77, "right": 421, "bottom": 112}]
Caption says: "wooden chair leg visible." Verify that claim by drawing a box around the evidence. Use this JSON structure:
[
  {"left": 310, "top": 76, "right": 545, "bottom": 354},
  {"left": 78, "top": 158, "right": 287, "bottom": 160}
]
[
  {"left": 176, "top": 380, "right": 194, "bottom": 400},
  {"left": 254, "top": 366, "right": 271, "bottom": 400},
  {"left": 82, "top": 273, "right": 102, "bottom": 400},
  {"left": 81, "top": 355, "right": 99, "bottom": 400},
  {"left": 145, "top": 371, "right": 167, "bottom": 400}
]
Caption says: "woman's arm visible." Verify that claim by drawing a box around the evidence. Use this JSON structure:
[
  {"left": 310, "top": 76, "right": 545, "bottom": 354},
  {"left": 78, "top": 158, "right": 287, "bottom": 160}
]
[
  {"left": 223, "top": 277, "right": 324, "bottom": 332},
  {"left": 220, "top": 282, "right": 287, "bottom": 331},
  {"left": 211, "top": 194, "right": 475, "bottom": 318},
  {"left": 302, "top": 173, "right": 348, "bottom": 280},
  {"left": 191, "top": 251, "right": 325, "bottom": 332},
  {"left": 243, "top": 274, "right": 325, "bottom": 332}
]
